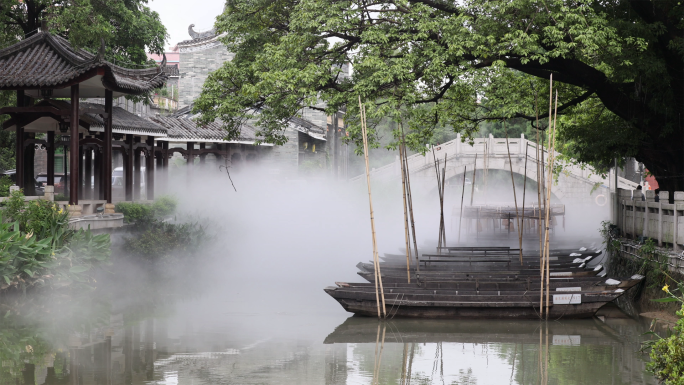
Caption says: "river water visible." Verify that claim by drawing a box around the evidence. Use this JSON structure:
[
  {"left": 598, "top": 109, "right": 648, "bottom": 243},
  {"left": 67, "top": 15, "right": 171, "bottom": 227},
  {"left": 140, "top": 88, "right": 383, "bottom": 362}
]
[
  {"left": 1, "top": 290, "right": 659, "bottom": 385},
  {"left": 0, "top": 180, "right": 661, "bottom": 384}
]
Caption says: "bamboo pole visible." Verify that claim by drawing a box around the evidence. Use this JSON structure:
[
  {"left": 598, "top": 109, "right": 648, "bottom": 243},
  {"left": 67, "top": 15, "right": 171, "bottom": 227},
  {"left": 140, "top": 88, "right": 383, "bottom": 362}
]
[
  {"left": 440, "top": 153, "right": 447, "bottom": 245},
  {"left": 539, "top": 75, "right": 552, "bottom": 318},
  {"left": 358, "top": 97, "right": 386, "bottom": 318},
  {"left": 458, "top": 165, "right": 467, "bottom": 243},
  {"left": 470, "top": 153, "right": 478, "bottom": 206},
  {"left": 543, "top": 90, "right": 558, "bottom": 320},
  {"left": 432, "top": 147, "right": 444, "bottom": 250},
  {"left": 522, "top": 144, "right": 529, "bottom": 239},
  {"left": 536, "top": 135, "right": 543, "bottom": 266},
  {"left": 399, "top": 138, "right": 411, "bottom": 283},
  {"left": 504, "top": 120, "right": 523, "bottom": 264},
  {"left": 400, "top": 343, "right": 409, "bottom": 385},
  {"left": 400, "top": 128, "right": 420, "bottom": 273}
]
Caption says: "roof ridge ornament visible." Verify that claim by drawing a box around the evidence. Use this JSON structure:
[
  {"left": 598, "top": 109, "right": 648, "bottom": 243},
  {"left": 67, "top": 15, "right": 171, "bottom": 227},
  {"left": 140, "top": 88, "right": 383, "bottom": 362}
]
[
  {"left": 188, "top": 24, "right": 216, "bottom": 40},
  {"left": 40, "top": 20, "right": 48, "bottom": 33}
]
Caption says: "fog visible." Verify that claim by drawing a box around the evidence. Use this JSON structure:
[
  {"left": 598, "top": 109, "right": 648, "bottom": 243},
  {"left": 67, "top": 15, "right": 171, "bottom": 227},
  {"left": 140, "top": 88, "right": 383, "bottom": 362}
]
[{"left": 151, "top": 158, "right": 609, "bottom": 342}]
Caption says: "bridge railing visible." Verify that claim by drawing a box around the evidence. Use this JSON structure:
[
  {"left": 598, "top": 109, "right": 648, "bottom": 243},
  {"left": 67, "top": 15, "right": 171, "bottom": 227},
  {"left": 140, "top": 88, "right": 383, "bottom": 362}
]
[
  {"left": 349, "top": 134, "right": 611, "bottom": 187},
  {"left": 618, "top": 189, "right": 684, "bottom": 263}
]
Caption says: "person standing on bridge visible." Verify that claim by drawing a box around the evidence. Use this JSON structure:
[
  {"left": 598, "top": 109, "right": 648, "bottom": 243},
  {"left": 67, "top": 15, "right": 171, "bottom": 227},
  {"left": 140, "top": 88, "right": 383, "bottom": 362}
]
[{"left": 635, "top": 185, "right": 645, "bottom": 201}]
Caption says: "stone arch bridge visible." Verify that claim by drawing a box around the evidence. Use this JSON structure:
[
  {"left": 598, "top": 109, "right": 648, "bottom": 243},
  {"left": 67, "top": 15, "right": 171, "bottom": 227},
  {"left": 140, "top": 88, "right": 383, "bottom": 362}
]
[{"left": 351, "top": 134, "right": 637, "bottom": 205}]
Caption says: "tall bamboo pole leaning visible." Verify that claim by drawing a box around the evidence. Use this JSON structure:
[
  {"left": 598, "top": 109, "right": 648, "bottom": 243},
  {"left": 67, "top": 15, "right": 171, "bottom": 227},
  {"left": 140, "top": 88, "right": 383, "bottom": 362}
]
[
  {"left": 458, "top": 165, "right": 467, "bottom": 243},
  {"left": 504, "top": 120, "right": 523, "bottom": 264},
  {"left": 432, "top": 147, "right": 444, "bottom": 250},
  {"left": 522, "top": 144, "right": 529, "bottom": 239},
  {"left": 358, "top": 97, "right": 386, "bottom": 318},
  {"left": 535, "top": 93, "right": 543, "bottom": 276},
  {"left": 441, "top": 153, "right": 447, "bottom": 245},
  {"left": 470, "top": 154, "right": 478, "bottom": 206},
  {"left": 543, "top": 90, "right": 559, "bottom": 320},
  {"left": 399, "top": 137, "right": 411, "bottom": 283},
  {"left": 539, "top": 75, "right": 552, "bottom": 317},
  {"left": 400, "top": 127, "right": 420, "bottom": 273}
]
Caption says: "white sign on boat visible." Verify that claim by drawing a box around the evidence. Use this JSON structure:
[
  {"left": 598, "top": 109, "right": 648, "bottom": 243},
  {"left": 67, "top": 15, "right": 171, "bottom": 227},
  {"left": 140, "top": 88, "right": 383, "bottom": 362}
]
[
  {"left": 553, "top": 335, "right": 581, "bottom": 346},
  {"left": 553, "top": 294, "right": 581, "bottom": 304},
  {"left": 550, "top": 272, "right": 572, "bottom": 277},
  {"left": 556, "top": 287, "right": 582, "bottom": 292}
]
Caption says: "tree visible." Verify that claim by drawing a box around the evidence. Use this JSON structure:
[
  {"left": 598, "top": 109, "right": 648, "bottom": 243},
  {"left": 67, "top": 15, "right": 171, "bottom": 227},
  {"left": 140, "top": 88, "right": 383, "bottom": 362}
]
[
  {"left": 194, "top": 0, "right": 684, "bottom": 191},
  {"left": 0, "top": 0, "right": 167, "bottom": 63}
]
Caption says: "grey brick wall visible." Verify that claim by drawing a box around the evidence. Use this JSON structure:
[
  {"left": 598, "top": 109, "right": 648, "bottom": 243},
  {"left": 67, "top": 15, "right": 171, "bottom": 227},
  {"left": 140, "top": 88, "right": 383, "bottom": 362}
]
[{"left": 178, "top": 38, "right": 234, "bottom": 108}]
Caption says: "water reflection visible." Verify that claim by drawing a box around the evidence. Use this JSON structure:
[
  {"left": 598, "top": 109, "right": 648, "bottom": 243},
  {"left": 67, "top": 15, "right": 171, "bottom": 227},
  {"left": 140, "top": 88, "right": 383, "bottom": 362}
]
[
  {"left": 326, "top": 317, "right": 655, "bottom": 385},
  {"left": 1, "top": 312, "right": 657, "bottom": 384}
]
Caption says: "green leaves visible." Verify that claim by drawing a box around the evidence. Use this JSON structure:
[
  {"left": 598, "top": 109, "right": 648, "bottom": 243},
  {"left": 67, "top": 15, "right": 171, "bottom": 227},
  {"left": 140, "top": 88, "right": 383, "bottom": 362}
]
[
  {"left": 0, "top": 194, "right": 110, "bottom": 292},
  {"left": 652, "top": 297, "right": 681, "bottom": 303},
  {"left": 193, "top": 0, "right": 684, "bottom": 189}
]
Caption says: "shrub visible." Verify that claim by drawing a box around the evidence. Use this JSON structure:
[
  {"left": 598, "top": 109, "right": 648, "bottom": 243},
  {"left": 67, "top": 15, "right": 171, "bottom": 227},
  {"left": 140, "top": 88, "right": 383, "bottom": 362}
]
[
  {"left": 1, "top": 190, "right": 69, "bottom": 240},
  {"left": 0, "top": 192, "right": 110, "bottom": 292},
  {"left": 0, "top": 175, "right": 12, "bottom": 197},
  {"left": 152, "top": 195, "right": 178, "bottom": 217},
  {"left": 115, "top": 195, "right": 177, "bottom": 223},
  {"left": 645, "top": 283, "right": 684, "bottom": 385},
  {"left": 115, "top": 202, "right": 153, "bottom": 223},
  {"left": 122, "top": 220, "right": 206, "bottom": 262}
]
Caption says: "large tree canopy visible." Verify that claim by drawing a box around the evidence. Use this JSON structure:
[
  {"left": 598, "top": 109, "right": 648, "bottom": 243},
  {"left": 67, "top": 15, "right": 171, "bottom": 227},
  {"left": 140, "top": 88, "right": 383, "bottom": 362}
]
[
  {"left": 194, "top": 0, "right": 684, "bottom": 190},
  {"left": 0, "top": 0, "right": 167, "bottom": 63}
]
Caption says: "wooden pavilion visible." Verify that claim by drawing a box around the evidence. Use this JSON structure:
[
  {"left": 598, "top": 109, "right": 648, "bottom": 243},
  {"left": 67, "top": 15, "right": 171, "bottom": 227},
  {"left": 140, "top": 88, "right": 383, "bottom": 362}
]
[{"left": 0, "top": 27, "right": 168, "bottom": 213}]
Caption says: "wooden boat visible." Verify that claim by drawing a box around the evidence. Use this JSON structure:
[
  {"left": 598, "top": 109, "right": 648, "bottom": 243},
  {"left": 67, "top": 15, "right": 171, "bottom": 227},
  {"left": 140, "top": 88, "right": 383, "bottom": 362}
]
[
  {"left": 325, "top": 243, "right": 635, "bottom": 319},
  {"left": 324, "top": 275, "right": 643, "bottom": 319},
  {"left": 336, "top": 275, "right": 644, "bottom": 292}
]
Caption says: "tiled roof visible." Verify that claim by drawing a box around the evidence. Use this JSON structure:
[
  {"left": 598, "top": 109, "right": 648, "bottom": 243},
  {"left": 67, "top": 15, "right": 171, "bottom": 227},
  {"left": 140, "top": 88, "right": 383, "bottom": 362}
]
[
  {"left": 164, "top": 64, "right": 179, "bottom": 77},
  {"left": 150, "top": 115, "right": 259, "bottom": 143},
  {"left": 155, "top": 104, "right": 326, "bottom": 142},
  {"left": 289, "top": 116, "right": 327, "bottom": 141},
  {"left": 25, "top": 100, "right": 167, "bottom": 136},
  {"left": 177, "top": 33, "right": 218, "bottom": 46},
  {"left": 0, "top": 32, "right": 167, "bottom": 94}
]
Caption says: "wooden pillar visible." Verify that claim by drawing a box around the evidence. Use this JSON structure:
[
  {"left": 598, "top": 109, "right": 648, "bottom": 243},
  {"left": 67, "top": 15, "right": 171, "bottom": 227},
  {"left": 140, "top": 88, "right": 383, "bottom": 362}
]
[
  {"left": 24, "top": 132, "right": 35, "bottom": 196},
  {"left": 146, "top": 137, "right": 154, "bottom": 201},
  {"left": 69, "top": 85, "right": 79, "bottom": 205},
  {"left": 94, "top": 146, "right": 101, "bottom": 200},
  {"left": 104, "top": 90, "right": 113, "bottom": 203},
  {"left": 85, "top": 146, "right": 92, "bottom": 200},
  {"left": 78, "top": 136, "right": 84, "bottom": 198},
  {"left": 15, "top": 90, "right": 25, "bottom": 189},
  {"left": 162, "top": 141, "right": 169, "bottom": 194},
  {"left": 63, "top": 143, "right": 68, "bottom": 197},
  {"left": 125, "top": 134, "right": 133, "bottom": 201},
  {"left": 134, "top": 143, "right": 141, "bottom": 201},
  {"left": 47, "top": 131, "right": 55, "bottom": 186},
  {"left": 187, "top": 141, "right": 194, "bottom": 181},
  {"left": 199, "top": 142, "right": 206, "bottom": 165}
]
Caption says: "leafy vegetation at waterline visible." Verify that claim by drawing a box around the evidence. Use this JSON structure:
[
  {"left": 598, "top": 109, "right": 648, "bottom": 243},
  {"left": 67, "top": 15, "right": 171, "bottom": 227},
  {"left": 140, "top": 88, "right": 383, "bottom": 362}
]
[
  {"left": 0, "top": 191, "right": 110, "bottom": 293},
  {"left": 645, "top": 285, "right": 684, "bottom": 385},
  {"left": 115, "top": 195, "right": 178, "bottom": 223},
  {"left": 114, "top": 198, "right": 210, "bottom": 262},
  {"left": 600, "top": 223, "right": 684, "bottom": 384}
]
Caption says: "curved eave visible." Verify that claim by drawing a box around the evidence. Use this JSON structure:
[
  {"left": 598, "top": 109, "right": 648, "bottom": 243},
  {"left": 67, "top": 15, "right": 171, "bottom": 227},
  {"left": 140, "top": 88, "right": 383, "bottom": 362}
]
[{"left": 89, "top": 125, "right": 168, "bottom": 138}]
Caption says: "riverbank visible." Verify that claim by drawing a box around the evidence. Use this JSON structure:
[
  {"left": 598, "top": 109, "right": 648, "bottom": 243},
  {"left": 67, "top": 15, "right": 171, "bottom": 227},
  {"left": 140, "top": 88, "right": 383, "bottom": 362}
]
[{"left": 606, "top": 236, "right": 683, "bottom": 319}]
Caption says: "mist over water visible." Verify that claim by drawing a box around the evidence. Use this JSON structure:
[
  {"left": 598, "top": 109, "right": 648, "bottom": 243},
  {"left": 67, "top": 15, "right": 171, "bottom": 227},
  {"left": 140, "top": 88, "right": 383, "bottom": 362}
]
[{"left": 1, "top": 162, "right": 654, "bottom": 385}]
